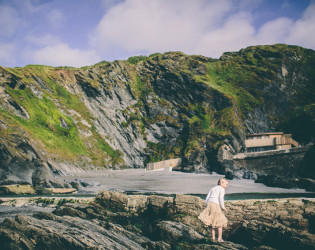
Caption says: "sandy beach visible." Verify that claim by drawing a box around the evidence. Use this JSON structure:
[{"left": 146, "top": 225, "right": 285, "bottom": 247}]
[{"left": 61, "top": 169, "right": 310, "bottom": 195}]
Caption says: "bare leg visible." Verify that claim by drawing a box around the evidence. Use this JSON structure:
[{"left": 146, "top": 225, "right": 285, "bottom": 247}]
[
  {"left": 211, "top": 228, "right": 215, "bottom": 240},
  {"left": 218, "top": 227, "right": 224, "bottom": 242}
]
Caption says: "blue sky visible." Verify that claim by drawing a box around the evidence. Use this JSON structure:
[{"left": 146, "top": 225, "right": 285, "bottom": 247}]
[{"left": 0, "top": 0, "right": 314, "bottom": 67}]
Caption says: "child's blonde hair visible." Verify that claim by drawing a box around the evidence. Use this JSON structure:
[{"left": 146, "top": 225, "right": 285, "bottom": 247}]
[{"left": 217, "top": 178, "right": 228, "bottom": 185}]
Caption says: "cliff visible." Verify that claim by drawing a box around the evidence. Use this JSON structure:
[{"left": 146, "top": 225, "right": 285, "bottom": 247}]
[
  {"left": 0, "top": 44, "right": 314, "bottom": 189},
  {"left": 0, "top": 191, "right": 314, "bottom": 249}
]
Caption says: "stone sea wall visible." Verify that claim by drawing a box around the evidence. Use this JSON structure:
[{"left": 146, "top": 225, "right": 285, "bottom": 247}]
[
  {"left": 1, "top": 191, "right": 313, "bottom": 249},
  {"left": 146, "top": 158, "right": 182, "bottom": 171},
  {"left": 233, "top": 147, "right": 309, "bottom": 177},
  {"left": 230, "top": 146, "right": 315, "bottom": 191}
]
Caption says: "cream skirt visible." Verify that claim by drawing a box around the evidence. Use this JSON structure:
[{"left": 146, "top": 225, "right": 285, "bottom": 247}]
[{"left": 198, "top": 202, "right": 228, "bottom": 228}]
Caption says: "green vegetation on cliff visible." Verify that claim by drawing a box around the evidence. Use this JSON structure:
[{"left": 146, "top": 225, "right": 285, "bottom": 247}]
[
  {"left": 204, "top": 44, "right": 315, "bottom": 144},
  {"left": 0, "top": 65, "right": 122, "bottom": 165},
  {"left": 5, "top": 87, "right": 86, "bottom": 157},
  {"left": 0, "top": 44, "right": 314, "bottom": 172}
]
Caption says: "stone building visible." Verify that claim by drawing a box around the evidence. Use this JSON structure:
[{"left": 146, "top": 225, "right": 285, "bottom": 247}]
[{"left": 245, "top": 132, "right": 299, "bottom": 153}]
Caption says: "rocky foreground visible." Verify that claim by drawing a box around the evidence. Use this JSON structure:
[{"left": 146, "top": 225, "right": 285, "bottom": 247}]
[{"left": 0, "top": 191, "right": 314, "bottom": 250}]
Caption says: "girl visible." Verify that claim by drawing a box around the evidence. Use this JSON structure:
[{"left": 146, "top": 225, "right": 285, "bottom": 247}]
[{"left": 198, "top": 178, "right": 228, "bottom": 242}]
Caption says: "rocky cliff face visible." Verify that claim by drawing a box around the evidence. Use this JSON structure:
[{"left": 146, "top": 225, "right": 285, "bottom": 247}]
[{"left": 0, "top": 44, "right": 314, "bottom": 188}]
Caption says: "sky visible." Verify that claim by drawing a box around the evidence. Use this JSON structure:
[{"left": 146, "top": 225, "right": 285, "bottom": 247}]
[{"left": 0, "top": 0, "right": 314, "bottom": 68}]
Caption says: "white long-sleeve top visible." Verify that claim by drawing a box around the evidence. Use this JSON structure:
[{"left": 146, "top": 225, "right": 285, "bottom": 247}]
[{"left": 205, "top": 185, "right": 225, "bottom": 209}]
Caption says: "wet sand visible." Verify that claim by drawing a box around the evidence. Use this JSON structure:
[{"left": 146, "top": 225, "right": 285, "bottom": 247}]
[{"left": 62, "top": 169, "right": 310, "bottom": 195}]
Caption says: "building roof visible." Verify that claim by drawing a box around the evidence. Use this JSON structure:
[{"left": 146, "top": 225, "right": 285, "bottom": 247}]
[{"left": 246, "top": 132, "right": 283, "bottom": 137}]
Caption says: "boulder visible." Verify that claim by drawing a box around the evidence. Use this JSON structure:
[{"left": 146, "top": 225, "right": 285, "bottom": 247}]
[
  {"left": 174, "top": 194, "right": 204, "bottom": 216},
  {"left": 156, "top": 220, "right": 204, "bottom": 243},
  {"left": 0, "top": 185, "right": 35, "bottom": 195},
  {"left": 0, "top": 213, "right": 156, "bottom": 250}
]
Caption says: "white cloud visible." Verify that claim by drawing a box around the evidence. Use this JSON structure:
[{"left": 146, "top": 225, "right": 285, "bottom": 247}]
[
  {"left": 0, "top": 42, "right": 16, "bottom": 65},
  {"left": 30, "top": 43, "right": 100, "bottom": 67},
  {"left": 93, "top": 0, "right": 234, "bottom": 57},
  {"left": 93, "top": 0, "right": 315, "bottom": 60},
  {"left": 0, "top": 5, "right": 19, "bottom": 37},
  {"left": 285, "top": 2, "right": 315, "bottom": 48},
  {"left": 1, "top": 0, "right": 315, "bottom": 68},
  {"left": 193, "top": 12, "right": 255, "bottom": 57},
  {"left": 256, "top": 17, "right": 294, "bottom": 45}
]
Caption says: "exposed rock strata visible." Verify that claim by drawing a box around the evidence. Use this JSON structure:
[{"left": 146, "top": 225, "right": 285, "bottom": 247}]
[
  {"left": 0, "top": 134, "right": 70, "bottom": 189},
  {"left": 0, "top": 191, "right": 314, "bottom": 249},
  {"left": 0, "top": 44, "right": 314, "bottom": 188}
]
